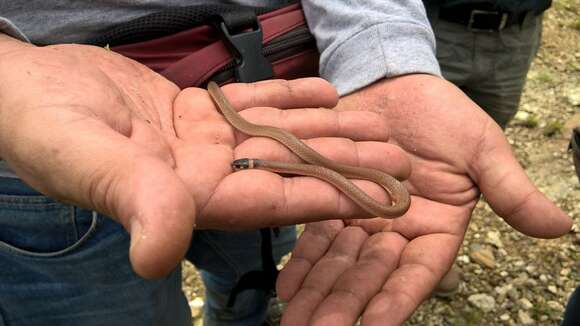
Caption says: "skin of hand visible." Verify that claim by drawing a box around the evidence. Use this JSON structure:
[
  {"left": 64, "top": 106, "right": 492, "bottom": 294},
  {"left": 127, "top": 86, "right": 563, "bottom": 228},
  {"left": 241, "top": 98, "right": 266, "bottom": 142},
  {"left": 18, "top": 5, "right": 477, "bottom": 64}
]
[
  {"left": 0, "top": 34, "right": 411, "bottom": 279},
  {"left": 277, "top": 74, "right": 573, "bottom": 326}
]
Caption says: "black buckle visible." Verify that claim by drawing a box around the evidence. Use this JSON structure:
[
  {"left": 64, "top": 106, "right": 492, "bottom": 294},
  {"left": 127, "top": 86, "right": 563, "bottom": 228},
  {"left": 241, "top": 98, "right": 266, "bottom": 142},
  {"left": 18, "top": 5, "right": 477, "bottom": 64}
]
[
  {"left": 468, "top": 10, "right": 509, "bottom": 32},
  {"left": 214, "top": 13, "right": 274, "bottom": 83}
]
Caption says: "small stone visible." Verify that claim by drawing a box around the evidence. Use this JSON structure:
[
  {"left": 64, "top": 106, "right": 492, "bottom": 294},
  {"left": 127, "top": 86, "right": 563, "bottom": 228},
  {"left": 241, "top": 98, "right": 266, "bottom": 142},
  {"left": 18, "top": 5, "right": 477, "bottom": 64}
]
[
  {"left": 513, "top": 260, "right": 525, "bottom": 267},
  {"left": 560, "top": 268, "right": 571, "bottom": 276},
  {"left": 525, "top": 265, "right": 537, "bottom": 274},
  {"left": 500, "top": 314, "right": 510, "bottom": 321},
  {"left": 500, "top": 271, "right": 509, "bottom": 277},
  {"left": 519, "top": 298, "right": 534, "bottom": 310},
  {"left": 508, "top": 288, "right": 521, "bottom": 301},
  {"left": 495, "top": 284, "right": 514, "bottom": 296},
  {"left": 189, "top": 297, "right": 205, "bottom": 318},
  {"left": 470, "top": 247, "right": 497, "bottom": 269},
  {"left": 515, "top": 110, "right": 530, "bottom": 121},
  {"left": 518, "top": 310, "right": 535, "bottom": 325},
  {"left": 513, "top": 272, "right": 530, "bottom": 286},
  {"left": 468, "top": 293, "right": 496, "bottom": 312},
  {"left": 547, "top": 300, "right": 564, "bottom": 312},
  {"left": 525, "top": 279, "right": 538, "bottom": 287},
  {"left": 486, "top": 230, "right": 504, "bottom": 248},
  {"left": 457, "top": 255, "right": 471, "bottom": 264},
  {"left": 548, "top": 285, "right": 559, "bottom": 294},
  {"left": 539, "top": 274, "right": 548, "bottom": 283},
  {"left": 567, "top": 88, "right": 580, "bottom": 106}
]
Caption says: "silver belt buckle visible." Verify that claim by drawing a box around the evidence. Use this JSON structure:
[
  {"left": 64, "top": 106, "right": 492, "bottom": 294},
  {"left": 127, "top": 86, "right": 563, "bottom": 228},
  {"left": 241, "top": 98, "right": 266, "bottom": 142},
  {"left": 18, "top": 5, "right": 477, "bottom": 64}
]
[{"left": 468, "top": 9, "right": 509, "bottom": 32}]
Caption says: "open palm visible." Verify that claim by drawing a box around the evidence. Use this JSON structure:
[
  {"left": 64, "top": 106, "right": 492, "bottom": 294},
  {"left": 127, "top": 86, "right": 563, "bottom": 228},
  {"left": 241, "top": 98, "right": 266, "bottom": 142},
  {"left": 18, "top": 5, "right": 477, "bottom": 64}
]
[{"left": 277, "top": 74, "right": 572, "bottom": 326}]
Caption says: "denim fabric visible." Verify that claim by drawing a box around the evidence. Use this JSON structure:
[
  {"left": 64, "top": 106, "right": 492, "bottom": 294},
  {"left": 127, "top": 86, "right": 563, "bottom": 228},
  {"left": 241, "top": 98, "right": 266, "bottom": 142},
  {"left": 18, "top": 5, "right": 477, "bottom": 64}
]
[
  {"left": 0, "top": 177, "right": 190, "bottom": 326},
  {"left": 562, "top": 286, "right": 580, "bottom": 326},
  {"left": 0, "top": 177, "right": 296, "bottom": 325},
  {"left": 187, "top": 227, "right": 296, "bottom": 326},
  {"left": 425, "top": 4, "right": 543, "bottom": 128}
]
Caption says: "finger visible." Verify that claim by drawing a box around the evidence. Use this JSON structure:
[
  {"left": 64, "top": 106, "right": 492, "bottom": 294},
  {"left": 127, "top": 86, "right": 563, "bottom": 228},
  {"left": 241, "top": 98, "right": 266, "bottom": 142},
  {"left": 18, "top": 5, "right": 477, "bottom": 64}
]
[
  {"left": 236, "top": 138, "right": 411, "bottom": 180},
  {"left": 308, "top": 232, "right": 407, "bottom": 326},
  {"left": 174, "top": 88, "right": 389, "bottom": 145},
  {"left": 361, "top": 227, "right": 461, "bottom": 325},
  {"left": 470, "top": 125, "right": 572, "bottom": 238},
  {"left": 281, "top": 227, "right": 368, "bottom": 326},
  {"left": 9, "top": 114, "right": 195, "bottom": 279},
  {"left": 240, "top": 107, "right": 390, "bottom": 141},
  {"left": 362, "top": 198, "right": 464, "bottom": 326},
  {"left": 277, "top": 220, "right": 345, "bottom": 301},
  {"left": 221, "top": 78, "right": 339, "bottom": 110},
  {"left": 199, "top": 171, "right": 393, "bottom": 229}
]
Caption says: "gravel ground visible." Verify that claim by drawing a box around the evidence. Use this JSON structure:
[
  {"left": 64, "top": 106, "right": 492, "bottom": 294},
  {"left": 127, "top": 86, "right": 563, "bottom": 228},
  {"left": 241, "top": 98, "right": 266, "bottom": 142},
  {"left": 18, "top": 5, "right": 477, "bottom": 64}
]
[{"left": 183, "top": 1, "right": 580, "bottom": 325}]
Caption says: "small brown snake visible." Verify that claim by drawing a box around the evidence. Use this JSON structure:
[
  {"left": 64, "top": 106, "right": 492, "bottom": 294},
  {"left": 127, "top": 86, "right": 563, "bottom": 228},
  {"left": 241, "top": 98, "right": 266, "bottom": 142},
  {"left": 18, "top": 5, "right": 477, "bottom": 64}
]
[{"left": 207, "top": 81, "right": 410, "bottom": 218}]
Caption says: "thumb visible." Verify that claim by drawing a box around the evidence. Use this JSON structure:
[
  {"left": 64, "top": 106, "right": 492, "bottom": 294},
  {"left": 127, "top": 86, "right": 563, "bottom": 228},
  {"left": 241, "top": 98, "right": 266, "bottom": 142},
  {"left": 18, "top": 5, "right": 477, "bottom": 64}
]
[
  {"left": 471, "top": 125, "right": 572, "bottom": 239},
  {"left": 6, "top": 115, "right": 196, "bottom": 279},
  {"left": 115, "top": 155, "right": 196, "bottom": 279}
]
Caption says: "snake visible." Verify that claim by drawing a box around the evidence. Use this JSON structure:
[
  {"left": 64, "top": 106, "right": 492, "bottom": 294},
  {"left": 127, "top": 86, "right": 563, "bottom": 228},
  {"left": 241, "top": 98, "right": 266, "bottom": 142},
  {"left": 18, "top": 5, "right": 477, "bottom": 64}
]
[{"left": 207, "top": 81, "right": 411, "bottom": 218}]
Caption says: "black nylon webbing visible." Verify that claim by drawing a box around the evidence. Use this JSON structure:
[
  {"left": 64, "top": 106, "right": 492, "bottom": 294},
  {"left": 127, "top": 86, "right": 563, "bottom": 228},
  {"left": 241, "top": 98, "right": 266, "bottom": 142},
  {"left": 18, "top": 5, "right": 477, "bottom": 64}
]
[{"left": 87, "top": 2, "right": 296, "bottom": 46}]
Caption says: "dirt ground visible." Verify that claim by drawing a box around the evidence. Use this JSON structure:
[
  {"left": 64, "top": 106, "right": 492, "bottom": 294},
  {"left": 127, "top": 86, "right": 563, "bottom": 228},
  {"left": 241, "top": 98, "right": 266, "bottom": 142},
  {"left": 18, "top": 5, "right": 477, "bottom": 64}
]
[{"left": 183, "top": 1, "right": 580, "bottom": 325}]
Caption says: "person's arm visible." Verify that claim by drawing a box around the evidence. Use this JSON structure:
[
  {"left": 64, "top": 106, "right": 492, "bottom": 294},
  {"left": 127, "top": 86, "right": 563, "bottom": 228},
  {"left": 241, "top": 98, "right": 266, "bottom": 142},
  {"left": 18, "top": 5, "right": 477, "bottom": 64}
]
[{"left": 302, "top": 0, "right": 440, "bottom": 95}]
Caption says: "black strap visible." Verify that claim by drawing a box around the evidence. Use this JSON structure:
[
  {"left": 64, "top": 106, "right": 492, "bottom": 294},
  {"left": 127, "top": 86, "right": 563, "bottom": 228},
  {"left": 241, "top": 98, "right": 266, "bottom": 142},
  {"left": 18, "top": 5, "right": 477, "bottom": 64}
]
[
  {"left": 227, "top": 228, "right": 280, "bottom": 307},
  {"left": 86, "top": 4, "right": 283, "bottom": 47}
]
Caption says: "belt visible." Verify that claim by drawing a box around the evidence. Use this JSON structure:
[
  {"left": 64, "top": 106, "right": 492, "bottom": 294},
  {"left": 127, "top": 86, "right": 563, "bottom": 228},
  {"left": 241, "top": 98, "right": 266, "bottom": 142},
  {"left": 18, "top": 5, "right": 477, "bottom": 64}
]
[{"left": 439, "top": 4, "right": 530, "bottom": 32}]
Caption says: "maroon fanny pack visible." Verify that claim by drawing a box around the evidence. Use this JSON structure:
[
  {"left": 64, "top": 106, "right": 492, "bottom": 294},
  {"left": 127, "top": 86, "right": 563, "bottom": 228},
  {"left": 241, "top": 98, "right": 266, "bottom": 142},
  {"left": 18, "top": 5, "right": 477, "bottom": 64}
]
[{"left": 95, "top": 3, "right": 319, "bottom": 88}]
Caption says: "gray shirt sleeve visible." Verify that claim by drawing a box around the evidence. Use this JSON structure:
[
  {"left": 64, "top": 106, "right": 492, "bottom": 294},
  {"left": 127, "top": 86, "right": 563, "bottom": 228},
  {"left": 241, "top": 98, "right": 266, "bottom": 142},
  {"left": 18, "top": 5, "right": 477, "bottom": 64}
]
[
  {"left": 0, "top": 17, "right": 28, "bottom": 42},
  {"left": 302, "top": 0, "right": 441, "bottom": 95},
  {"left": 0, "top": 0, "right": 441, "bottom": 96}
]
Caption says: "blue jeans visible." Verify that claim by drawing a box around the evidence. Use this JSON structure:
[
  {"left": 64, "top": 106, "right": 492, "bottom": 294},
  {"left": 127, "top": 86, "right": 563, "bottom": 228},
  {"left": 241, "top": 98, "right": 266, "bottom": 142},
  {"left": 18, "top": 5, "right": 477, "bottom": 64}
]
[
  {"left": 562, "top": 286, "right": 580, "bottom": 326},
  {"left": 0, "top": 177, "right": 295, "bottom": 326}
]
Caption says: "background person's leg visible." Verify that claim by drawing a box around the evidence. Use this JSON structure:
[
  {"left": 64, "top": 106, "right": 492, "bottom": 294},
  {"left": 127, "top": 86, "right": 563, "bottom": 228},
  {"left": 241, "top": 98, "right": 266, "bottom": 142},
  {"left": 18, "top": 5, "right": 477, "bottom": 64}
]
[
  {"left": 188, "top": 227, "right": 296, "bottom": 326},
  {"left": 427, "top": 3, "right": 544, "bottom": 129}
]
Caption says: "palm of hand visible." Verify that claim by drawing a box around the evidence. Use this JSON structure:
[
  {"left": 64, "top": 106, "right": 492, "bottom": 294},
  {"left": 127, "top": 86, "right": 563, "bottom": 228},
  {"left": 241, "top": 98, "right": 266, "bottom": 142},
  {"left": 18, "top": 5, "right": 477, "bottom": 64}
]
[{"left": 278, "top": 75, "right": 571, "bottom": 326}]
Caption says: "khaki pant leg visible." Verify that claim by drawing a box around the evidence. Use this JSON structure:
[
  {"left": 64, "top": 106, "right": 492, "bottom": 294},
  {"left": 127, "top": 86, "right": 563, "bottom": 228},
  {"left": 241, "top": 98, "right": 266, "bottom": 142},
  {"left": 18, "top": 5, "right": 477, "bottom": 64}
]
[{"left": 427, "top": 7, "right": 544, "bottom": 128}]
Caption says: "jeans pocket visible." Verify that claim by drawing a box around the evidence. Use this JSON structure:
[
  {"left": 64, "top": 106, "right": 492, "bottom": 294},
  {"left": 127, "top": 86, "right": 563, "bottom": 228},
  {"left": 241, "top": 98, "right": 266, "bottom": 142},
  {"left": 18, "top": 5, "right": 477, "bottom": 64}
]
[{"left": 0, "top": 178, "right": 98, "bottom": 257}]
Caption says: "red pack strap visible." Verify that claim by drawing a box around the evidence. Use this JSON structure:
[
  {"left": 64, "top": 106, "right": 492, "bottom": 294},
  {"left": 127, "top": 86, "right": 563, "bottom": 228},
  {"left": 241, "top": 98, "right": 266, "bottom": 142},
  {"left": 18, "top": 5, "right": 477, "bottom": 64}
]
[{"left": 112, "top": 4, "right": 319, "bottom": 88}]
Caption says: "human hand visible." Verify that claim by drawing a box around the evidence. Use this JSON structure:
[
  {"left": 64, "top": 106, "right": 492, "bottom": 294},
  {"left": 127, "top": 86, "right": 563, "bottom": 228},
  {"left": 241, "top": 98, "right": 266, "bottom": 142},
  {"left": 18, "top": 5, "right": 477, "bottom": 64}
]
[
  {"left": 0, "top": 35, "right": 410, "bottom": 278},
  {"left": 277, "top": 74, "right": 572, "bottom": 325}
]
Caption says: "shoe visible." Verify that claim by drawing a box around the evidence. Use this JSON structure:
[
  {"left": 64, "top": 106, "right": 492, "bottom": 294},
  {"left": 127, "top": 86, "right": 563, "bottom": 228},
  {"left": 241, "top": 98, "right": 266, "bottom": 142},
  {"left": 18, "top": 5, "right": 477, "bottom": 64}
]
[{"left": 433, "top": 265, "right": 462, "bottom": 298}]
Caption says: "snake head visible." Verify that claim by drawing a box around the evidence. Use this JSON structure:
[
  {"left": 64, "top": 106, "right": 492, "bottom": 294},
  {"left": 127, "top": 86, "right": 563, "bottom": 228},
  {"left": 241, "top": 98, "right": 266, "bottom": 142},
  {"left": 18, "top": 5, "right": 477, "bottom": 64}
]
[{"left": 232, "top": 158, "right": 255, "bottom": 171}]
